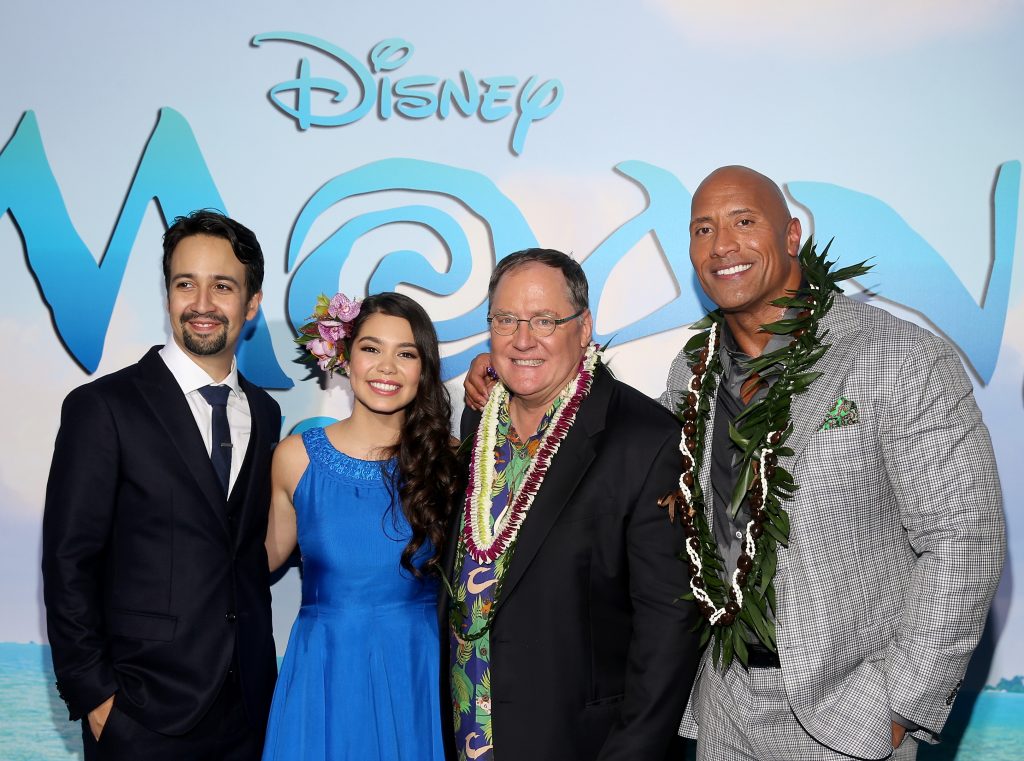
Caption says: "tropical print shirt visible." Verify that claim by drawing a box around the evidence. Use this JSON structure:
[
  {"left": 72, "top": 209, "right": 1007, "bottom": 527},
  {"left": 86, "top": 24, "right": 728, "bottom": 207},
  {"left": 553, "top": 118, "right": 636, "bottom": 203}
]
[{"left": 450, "top": 396, "right": 560, "bottom": 761}]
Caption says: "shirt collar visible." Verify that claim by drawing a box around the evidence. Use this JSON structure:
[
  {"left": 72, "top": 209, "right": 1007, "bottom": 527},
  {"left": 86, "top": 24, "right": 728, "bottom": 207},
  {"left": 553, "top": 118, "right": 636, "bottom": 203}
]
[
  {"left": 159, "top": 340, "right": 241, "bottom": 397},
  {"left": 500, "top": 392, "right": 564, "bottom": 445},
  {"left": 719, "top": 307, "right": 799, "bottom": 384}
]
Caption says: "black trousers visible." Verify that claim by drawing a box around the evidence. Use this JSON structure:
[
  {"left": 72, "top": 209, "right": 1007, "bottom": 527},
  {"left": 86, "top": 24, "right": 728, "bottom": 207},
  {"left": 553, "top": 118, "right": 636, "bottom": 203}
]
[
  {"left": 81, "top": 672, "right": 263, "bottom": 761},
  {"left": 667, "top": 735, "right": 698, "bottom": 760}
]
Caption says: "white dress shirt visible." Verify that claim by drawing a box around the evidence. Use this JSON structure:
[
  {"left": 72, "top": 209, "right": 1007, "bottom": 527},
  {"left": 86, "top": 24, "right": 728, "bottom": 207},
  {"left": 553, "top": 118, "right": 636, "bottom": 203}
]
[{"left": 159, "top": 340, "right": 252, "bottom": 495}]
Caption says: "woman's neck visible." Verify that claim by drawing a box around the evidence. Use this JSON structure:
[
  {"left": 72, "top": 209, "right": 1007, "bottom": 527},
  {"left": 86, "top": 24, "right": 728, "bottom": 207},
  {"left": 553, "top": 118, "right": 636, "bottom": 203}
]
[{"left": 336, "top": 405, "right": 404, "bottom": 459}]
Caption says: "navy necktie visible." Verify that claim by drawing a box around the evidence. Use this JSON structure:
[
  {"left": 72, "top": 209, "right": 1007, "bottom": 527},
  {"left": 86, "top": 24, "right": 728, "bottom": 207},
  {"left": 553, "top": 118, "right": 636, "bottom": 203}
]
[{"left": 198, "top": 384, "right": 232, "bottom": 496}]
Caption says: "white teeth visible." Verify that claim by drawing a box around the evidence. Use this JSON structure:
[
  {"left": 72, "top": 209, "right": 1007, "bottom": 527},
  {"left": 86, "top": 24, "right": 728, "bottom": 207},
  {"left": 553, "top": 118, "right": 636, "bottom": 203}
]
[
  {"left": 369, "top": 381, "right": 399, "bottom": 391},
  {"left": 512, "top": 359, "right": 543, "bottom": 366},
  {"left": 715, "top": 263, "right": 752, "bottom": 276}
]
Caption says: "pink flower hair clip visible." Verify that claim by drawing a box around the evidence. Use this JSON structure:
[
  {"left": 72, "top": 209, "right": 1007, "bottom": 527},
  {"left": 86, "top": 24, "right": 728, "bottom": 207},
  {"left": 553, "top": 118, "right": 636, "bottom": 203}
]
[{"left": 296, "top": 292, "right": 362, "bottom": 376}]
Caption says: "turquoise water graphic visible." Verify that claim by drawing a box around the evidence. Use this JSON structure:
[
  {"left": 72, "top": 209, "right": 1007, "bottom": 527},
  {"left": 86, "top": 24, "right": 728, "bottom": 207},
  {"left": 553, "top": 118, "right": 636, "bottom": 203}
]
[
  {"left": 1, "top": 643, "right": 1021, "bottom": 759},
  {"left": 0, "top": 644, "right": 79, "bottom": 760}
]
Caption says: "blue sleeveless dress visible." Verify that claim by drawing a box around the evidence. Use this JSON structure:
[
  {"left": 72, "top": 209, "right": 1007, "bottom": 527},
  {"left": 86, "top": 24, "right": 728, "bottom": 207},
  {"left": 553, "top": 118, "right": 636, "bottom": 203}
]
[{"left": 262, "top": 427, "right": 445, "bottom": 761}]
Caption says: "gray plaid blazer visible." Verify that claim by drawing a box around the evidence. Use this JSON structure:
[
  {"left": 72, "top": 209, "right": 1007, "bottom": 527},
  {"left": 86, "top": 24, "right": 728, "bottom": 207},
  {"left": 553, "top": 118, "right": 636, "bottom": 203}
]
[{"left": 663, "top": 294, "right": 1005, "bottom": 759}]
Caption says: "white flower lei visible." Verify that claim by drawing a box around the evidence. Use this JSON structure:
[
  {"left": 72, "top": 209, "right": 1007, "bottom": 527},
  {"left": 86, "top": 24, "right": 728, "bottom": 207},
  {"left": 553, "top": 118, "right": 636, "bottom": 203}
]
[{"left": 462, "top": 343, "right": 600, "bottom": 564}]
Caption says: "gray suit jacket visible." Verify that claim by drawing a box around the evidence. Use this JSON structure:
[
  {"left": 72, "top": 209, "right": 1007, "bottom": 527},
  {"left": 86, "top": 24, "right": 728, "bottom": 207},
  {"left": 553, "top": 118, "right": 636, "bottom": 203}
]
[{"left": 662, "top": 294, "right": 1004, "bottom": 759}]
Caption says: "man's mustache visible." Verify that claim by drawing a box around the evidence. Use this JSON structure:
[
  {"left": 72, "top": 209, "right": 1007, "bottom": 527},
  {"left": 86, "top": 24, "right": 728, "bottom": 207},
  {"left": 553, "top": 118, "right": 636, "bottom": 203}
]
[{"left": 181, "top": 311, "right": 228, "bottom": 326}]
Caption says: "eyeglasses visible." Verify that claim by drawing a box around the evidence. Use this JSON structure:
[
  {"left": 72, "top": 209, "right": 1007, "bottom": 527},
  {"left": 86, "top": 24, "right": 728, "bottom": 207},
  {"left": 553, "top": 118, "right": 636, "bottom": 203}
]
[{"left": 487, "top": 308, "right": 585, "bottom": 337}]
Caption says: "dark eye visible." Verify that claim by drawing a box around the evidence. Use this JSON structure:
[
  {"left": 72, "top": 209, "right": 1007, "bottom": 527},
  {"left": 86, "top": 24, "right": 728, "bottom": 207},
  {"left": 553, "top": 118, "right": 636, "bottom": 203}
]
[
  {"left": 693, "top": 226, "right": 712, "bottom": 236},
  {"left": 399, "top": 351, "right": 419, "bottom": 360}
]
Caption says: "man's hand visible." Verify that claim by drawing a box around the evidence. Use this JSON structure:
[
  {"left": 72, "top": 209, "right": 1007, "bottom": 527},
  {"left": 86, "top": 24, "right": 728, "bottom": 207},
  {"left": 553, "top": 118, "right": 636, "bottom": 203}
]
[
  {"left": 891, "top": 720, "right": 907, "bottom": 748},
  {"left": 88, "top": 694, "right": 115, "bottom": 741},
  {"left": 463, "top": 353, "right": 495, "bottom": 410}
]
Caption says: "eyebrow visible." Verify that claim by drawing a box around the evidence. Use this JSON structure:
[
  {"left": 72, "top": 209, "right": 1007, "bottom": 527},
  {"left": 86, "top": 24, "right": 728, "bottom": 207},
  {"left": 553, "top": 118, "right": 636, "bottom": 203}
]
[
  {"left": 172, "top": 273, "right": 242, "bottom": 286},
  {"left": 690, "top": 208, "right": 757, "bottom": 226},
  {"left": 356, "top": 336, "right": 418, "bottom": 349},
  {"left": 491, "top": 309, "right": 560, "bottom": 317}
]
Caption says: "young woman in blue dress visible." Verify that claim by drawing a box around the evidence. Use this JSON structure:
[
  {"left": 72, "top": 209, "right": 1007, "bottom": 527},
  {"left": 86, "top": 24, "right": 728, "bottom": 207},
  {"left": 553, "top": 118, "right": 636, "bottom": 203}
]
[{"left": 262, "top": 292, "right": 461, "bottom": 761}]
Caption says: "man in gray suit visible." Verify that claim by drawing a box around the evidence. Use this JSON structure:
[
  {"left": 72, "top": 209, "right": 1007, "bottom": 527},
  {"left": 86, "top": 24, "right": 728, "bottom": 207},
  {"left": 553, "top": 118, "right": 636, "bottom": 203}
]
[{"left": 663, "top": 165, "right": 1005, "bottom": 760}]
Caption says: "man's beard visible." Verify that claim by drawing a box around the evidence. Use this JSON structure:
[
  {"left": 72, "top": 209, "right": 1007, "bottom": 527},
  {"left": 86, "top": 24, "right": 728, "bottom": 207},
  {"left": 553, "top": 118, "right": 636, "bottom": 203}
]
[{"left": 181, "top": 312, "right": 229, "bottom": 356}]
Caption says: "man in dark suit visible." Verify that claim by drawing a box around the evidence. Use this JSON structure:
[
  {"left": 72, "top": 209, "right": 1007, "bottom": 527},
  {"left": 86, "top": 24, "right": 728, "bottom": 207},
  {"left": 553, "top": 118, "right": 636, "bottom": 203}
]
[
  {"left": 42, "top": 210, "right": 281, "bottom": 761},
  {"left": 443, "top": 249, "right": 700, "bottom": 760}
]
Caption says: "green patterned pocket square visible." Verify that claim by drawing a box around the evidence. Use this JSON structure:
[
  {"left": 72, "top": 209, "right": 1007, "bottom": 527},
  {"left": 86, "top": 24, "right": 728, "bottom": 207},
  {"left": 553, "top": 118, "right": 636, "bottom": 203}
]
[{"left": 818, "top": 397, "right": 859, "bottom": 431}]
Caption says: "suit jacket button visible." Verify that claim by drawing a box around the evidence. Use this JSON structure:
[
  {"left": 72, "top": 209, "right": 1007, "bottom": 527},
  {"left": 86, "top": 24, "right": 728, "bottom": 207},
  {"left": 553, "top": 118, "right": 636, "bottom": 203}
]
[{"left": 225, "top": 612, "right": 237, "bottom": 623}]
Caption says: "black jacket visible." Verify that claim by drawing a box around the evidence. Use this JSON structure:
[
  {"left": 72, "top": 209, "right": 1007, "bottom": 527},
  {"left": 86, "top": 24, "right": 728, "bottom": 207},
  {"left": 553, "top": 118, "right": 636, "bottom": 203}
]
[
  {"left": 440, "top": 368, "right": 700, "bottom": 760},
  {"left": 42, "top": 346, "right": 280, "bottom": 735}
]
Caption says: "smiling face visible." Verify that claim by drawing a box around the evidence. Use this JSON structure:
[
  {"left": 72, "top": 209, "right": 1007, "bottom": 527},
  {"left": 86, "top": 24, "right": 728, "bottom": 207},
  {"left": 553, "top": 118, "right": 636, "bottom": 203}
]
[
  {"left": 689, "top": 166, "right": 803, "bottom": 319},
  {"left": 167, "top": 234, "right": 261, "bottom": 378},
  {"left": 489, "top": 262, "right": 592, "bottom": 413},
  {"left": 347, "top": 312, "right": 422, "bottom": 419}
]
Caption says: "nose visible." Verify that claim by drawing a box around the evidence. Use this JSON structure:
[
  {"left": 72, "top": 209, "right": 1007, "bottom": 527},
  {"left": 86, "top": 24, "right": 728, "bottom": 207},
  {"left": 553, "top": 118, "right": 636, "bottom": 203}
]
[
  {"left": 511, "top": 320, "right": 535, "bottom": 350},
  {"left": 194, "top": 286, "right": 214, "bottom": 312},
  {"left": 377, "top": 353, "right": 397, "bottom": 374},
  {"left": 710, "top": 227, "right": 738, "bottom": 259}
]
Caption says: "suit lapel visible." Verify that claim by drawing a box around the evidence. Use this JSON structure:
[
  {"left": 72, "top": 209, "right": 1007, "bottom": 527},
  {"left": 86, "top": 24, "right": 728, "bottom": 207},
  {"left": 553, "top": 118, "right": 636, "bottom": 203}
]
[
  {"left": 134, "top": 347, "right": 229, "bottom": 531},
  {"left": 699, "top": 374, "right": 720, "bottom": 526},
  {"left": 493, "top": 370, "right": 610, "bottom": 613},
  {"left": 787, "top": 295, "right": 863, "bottom": 463},
  {"left": 699, "top": 297, "right": 865, "bottom": 486},
  {"left": 698, "top": 297, "right": 862, "bottom": 524}
]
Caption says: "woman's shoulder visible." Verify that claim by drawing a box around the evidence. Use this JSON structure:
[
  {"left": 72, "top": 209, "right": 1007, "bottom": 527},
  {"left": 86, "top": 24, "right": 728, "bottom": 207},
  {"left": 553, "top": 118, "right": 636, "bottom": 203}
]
[{"left": 273, "top": 430, "right": 313, "bottom": 469}]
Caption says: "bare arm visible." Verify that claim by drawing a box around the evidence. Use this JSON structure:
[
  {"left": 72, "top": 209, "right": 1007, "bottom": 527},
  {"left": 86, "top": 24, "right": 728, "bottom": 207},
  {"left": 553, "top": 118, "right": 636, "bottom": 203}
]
[{"left": 265, "top": 434, "right": 306, "bottom": 572}]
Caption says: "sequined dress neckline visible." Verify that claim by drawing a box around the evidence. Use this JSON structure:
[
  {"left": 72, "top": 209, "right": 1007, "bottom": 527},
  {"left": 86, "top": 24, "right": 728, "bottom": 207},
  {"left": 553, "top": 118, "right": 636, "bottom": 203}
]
[{"left": 301, "top": 426, "right": 396, "bottom": 482}]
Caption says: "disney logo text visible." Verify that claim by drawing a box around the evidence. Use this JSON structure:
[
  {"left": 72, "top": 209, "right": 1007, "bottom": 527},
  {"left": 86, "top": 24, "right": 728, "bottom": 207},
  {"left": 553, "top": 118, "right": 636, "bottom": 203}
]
[{"left": 252, "top": 33, "right": 564, "bottom": 155}]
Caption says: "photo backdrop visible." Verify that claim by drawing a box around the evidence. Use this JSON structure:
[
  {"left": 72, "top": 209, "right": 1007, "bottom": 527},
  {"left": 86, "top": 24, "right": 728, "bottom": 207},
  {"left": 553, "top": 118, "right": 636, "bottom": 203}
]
[{"left": 1, "top": 3, "right": 1021, "bottom": 759}]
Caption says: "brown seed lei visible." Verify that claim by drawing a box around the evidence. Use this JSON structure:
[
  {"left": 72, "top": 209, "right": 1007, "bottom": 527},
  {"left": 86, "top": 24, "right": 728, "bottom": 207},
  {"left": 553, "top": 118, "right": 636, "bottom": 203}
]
[{"left": 660, "top": 238, "right": 871, "bottom": 668}]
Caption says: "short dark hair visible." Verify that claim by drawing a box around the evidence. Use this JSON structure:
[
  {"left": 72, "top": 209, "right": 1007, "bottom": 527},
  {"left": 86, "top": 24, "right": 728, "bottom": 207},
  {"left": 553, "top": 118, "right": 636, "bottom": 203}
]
[
  {"left": 487, "top": 248, "right": 589, "bottom": 312},
  {"left": 162, "top": 210, "right": 264, "bottom": 298}
]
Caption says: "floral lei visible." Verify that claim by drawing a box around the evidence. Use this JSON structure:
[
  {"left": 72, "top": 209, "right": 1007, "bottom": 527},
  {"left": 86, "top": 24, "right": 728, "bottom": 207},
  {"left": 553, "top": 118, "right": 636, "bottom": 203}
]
[
  {"left": 295, "top": 292, "right": 361, "bottom": 376},
  {"left": 450, "top": 343, "right": 601, "bottom": 641},
  {"left": 661, "top": 239, "right": 870, "bottom": 668}
]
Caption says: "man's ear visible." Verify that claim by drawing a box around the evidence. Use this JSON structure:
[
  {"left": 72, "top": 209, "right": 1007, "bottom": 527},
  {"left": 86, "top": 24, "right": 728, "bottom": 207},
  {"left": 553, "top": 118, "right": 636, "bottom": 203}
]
[
  {"left": 786, "top": 217, "right": 802, "bottom": 258},
  {"left": 245, "top": 290, "right": 263, "bottom": 321},
  {"left": 579, "top": 308, "right": 594, "bottom": 347}
]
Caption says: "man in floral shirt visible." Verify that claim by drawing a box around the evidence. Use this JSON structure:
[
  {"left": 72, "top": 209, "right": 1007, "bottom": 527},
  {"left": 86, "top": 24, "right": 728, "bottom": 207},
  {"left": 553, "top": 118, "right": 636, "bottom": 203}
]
[{"left": 443, "top": 248, "right": 700, "bottom": 760}]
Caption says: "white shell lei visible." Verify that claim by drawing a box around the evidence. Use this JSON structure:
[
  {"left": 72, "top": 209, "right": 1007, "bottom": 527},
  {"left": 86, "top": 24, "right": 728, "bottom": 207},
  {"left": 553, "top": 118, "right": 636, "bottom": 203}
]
[
  {"left": 462, "top": 343, "right": 600, "bottom": 564},
  {"left": 679, "top": 324, "right": 782, "bottom": 624}
]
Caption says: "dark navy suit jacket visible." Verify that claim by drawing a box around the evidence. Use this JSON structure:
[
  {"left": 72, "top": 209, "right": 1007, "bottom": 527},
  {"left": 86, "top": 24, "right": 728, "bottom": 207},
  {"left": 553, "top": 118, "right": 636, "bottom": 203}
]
[{"left": 42, "top": 346, "right": 280, "bottom": 735}]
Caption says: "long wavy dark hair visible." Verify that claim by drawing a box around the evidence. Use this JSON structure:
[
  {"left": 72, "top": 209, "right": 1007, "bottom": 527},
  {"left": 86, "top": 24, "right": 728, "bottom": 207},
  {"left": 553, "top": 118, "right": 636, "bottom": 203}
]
[{"left": 345, "top": 292, "right": 462, "bottom": 577}]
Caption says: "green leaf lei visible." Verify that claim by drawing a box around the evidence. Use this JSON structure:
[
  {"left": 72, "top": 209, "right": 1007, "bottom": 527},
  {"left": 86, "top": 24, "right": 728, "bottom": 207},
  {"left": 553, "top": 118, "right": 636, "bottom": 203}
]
[{"left": 669, "top": 238, "right": 870, "bottom": 668}]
